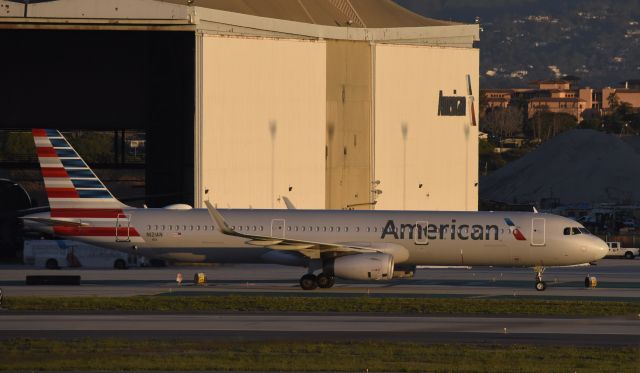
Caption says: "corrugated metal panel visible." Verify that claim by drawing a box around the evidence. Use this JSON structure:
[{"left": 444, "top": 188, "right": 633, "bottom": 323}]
[
  {"left": 373, "top": 44, "right": 479, "bottom": 211},
  {"left": 160, "top": 0, "right": 456, "bottom": 27},
  {"left": 201, "top": 35, "right": 326, "bottom": 209}
]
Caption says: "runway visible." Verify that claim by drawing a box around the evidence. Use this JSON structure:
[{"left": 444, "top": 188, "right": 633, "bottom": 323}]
[
  {"left": 1, "top": 313, "right": 639, "bottom": 345},
  {"left": 1, "top": 259, "right": 639, "bottom": 300}
]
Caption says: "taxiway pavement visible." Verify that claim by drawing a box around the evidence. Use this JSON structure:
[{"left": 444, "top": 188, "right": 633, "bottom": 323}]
[{"left": 0, "top": 313, "right": 638, "bottom": 345}]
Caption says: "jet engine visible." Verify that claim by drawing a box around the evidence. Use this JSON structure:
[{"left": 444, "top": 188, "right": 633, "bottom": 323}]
[{"left": 324, "top": 253, "right": 394, "bottom": 281}]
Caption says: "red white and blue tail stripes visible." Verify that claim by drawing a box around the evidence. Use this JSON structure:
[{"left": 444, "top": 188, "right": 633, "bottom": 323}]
[{"left": 32, "top": 129, "right": 142, "bottom": 242}]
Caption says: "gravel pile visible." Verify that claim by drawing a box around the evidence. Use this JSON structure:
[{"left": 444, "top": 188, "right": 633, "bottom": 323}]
[{"left": 480, "top": 129, "right": 640, "bottom": 204}]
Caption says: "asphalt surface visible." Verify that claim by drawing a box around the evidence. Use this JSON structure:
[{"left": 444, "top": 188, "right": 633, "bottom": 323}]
[
  {"left": 1, "top": 259, "right": 639, "bottom": 300},
  {"left": 1, "top": 260, "right": 639, "bottom": 345},
  {"left": 0, "top": 313, "right": 638, "bottom": 345}
]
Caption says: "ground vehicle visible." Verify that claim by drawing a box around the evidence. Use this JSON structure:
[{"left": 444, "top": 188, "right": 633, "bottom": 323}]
[
  {"left": 23, "top": 239, "right": 140, "bottom": 269},
  {"left": 605, "top": 242, "right": 639, "bottom": 259}
]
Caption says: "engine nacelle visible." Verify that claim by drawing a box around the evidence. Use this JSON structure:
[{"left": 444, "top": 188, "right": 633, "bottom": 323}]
[{"left": 325, "top": 253, "right": 394, "bottom": 281}]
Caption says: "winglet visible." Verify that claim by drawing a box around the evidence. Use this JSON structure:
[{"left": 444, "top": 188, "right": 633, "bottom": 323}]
[
  {"left": 282, "top": 196, "right": 296, "bottom": 210},
  {"left": 204, "top": 200, "right": 236, "bottom": 235}
]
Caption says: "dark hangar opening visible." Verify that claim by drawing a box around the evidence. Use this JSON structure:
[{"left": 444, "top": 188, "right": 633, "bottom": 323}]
[{"left": 0, "top": 29, "right": 195, "bottom": 208}]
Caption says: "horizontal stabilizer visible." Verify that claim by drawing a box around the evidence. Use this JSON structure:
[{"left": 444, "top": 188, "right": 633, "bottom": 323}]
[{"left": 21, "top": 217, "right": 89, "bottom": 227}]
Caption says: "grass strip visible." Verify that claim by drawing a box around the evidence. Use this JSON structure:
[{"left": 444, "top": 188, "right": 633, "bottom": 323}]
[
  {"left": 4, "top": 295, "right": 640, "bottom": 316},
  {"left": 1, "top": 338, "right": 639, "bottom": 372}
]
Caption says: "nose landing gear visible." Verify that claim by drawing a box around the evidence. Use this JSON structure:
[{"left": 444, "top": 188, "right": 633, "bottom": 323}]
[{"left": 534, "top": 266, "right": 546, "bottom": 291}]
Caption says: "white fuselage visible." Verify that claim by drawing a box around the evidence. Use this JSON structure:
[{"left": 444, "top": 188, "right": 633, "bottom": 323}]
[{"left": 29, "top": 208, "right": 608, "bottom": 268}]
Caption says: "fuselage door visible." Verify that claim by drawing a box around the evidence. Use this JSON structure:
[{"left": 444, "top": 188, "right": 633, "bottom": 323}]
[
  {"left": 415, "top": 221, "right": 429, "bottom": 245},
  {"left": 116, "top": 213, "right": 131, "bottom": 242},
  {"left": 271, "top": 219, "right": 285, "bottom": 239},
  {"left": 531, "top": 218, "right": 546, "bottom": 246}
]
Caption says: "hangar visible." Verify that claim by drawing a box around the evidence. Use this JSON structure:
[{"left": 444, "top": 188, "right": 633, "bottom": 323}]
[{"left": 0, "top": 0, "right": 480, "bottom": 211}]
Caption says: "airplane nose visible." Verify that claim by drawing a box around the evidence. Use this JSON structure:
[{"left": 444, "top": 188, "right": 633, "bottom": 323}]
[{"left": 590, "top": 237, "right": 608, "bottom": 261}]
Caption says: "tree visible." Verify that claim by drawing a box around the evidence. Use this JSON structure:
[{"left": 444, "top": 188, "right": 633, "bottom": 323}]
[
  {"left": 607, "top": 92, "right": 620, "bottom": 112},
  {"left": 481, "top": 107, "right": 523, "bottom": 140},
  {"left": 527, "top": 112, "right": 578, "bottom": 141}
]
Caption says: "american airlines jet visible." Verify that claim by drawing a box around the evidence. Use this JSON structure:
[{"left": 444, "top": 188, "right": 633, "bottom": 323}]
[{"left": 24, "top": 129, "right": 608, "bottom": 291}]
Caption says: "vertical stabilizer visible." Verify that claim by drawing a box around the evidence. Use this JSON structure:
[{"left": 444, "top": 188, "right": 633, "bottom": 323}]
[{"left": 32, "top": 129, "right": 129, "bottom": 212}]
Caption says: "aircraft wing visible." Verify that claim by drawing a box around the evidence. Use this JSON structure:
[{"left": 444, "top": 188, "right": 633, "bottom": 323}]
[{"left": 204, "top": 201, "right": 379, "bottom": 257}]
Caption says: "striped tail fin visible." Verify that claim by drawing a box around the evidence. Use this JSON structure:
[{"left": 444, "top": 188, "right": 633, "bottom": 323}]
[{"left": 32, "top": 129, "right": 129, "bottom": 212}]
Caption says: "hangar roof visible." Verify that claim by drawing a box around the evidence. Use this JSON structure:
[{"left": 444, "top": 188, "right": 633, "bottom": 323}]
[
  {"left": 0, "top": 0, "right": 478, "bottom": 46},
  {"left": 158, "top": 0, "right": 456, "bottom": 28}
]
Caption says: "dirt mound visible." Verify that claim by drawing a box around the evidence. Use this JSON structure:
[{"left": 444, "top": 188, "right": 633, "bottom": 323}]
[{"left": 480, "top": 129, "right": 640, "bottom": 204}]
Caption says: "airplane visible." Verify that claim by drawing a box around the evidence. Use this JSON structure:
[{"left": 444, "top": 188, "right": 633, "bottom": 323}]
[{"left": 23, "top": 129, "right": 608, "bottom": 291}]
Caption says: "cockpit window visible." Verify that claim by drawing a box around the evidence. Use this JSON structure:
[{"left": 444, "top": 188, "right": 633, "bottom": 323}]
[{"left": 564, "top": 227, "right": 588, "bottom": 235}]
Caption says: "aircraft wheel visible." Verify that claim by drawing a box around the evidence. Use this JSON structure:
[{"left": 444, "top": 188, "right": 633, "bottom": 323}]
[
  {"left": 317, "top": 273, "right": 335, "bottom": 288},
  {"left": 535, "top": 281, "right": 546, "bottom": 291},
  {"left": 114, "top": 259, "right": 127, "bottom": 269},
  {"left": 300, "top": 274, "right": 318, "bottom": 290},
  {"left": 45, "top": 258, "right": 59, "bottom": 270}
]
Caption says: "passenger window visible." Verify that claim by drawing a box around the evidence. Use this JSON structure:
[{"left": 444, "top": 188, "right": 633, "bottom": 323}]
[
  {"left": 330, "top": 227, "right": 334, "bottom": 232},
  {"left": 196, "top": 226, "right": 200, "bottom": 231},
  {"left": 563, "top": 227, "right": 570, "bottom": 235},
  {"left": 367, "top": 227, "right": 370, "bottom": 232},
  {"left": 147, "top": 225, "right": 151, "bottom": 230},
  {"left": 161, "top": 225, "right": 165, "bottom": 230},
  {"left": 337, "top": 227, "right": 341, "bottom": 232},
  {"left": 344, "top": 227, "right": 348, "bottom": 232},
  {"left": 302, "top": 226, "right": 306, "bottom": 232},
  {"left": 253, "top": 226, "right": 256, "bottom": 231},
  {"left": 203, "top": 226, "right": 207, "bottom": 231},
  {"left": 259, "top": 226, "right": 264, "bottom": 231},
  {"left": 183, "top": 225, "right": 187, "bottom": 231},
  {"left": 190, "top": 225, "right": 194, "bottom": 231},
  {"left": 295, "top": 227, "right": 299, "bottom": 231},
  {"left": 356, "top": 227, "right": 360, "bottom": 232},
  {"left": 374, "top": 227, "right": 378, "bottom": 232},
  {"left": 287, "top": 226, "right": 291, "bottom": 231},
  {"left": 246, "top": 226, "right": 250, "bottom": 231}
]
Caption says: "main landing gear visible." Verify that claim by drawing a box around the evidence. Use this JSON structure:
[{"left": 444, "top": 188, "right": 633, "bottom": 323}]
[
  {"left": 299, "top": 273, "right": 335, "bottom": 290},
  {"left": 534, "top": 266, "right": 546, "bottom": 291}
]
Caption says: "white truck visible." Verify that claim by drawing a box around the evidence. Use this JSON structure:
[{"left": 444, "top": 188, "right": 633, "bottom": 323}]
[
  {"left": 605, "top": 242, "right": 640, "bottom": 259},
  {"left": 23, "top": 239, "right": 141, "bottom": 269}
]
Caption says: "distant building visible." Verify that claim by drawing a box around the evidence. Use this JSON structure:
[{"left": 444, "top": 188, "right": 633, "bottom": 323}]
[
  {"left": 483, "top": 80, "right": 640, "bottom": 121},
  {"left": 602, "top": 87, "right": 640, "bottom": 111}
]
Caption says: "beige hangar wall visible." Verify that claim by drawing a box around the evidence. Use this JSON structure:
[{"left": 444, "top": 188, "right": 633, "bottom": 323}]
[
  {"left": 200, "top": 35, "right": 327, "bottom": 209},
  {"left": 373, "top": 44, "right": 479, "bottom": 211},
  {"left": 325, "top": 40, "right": 373, "bottom": 210}
]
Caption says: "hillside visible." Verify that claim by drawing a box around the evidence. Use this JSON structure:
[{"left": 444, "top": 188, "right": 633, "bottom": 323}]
[{"left": 396, "top": 0, "right": 640, "bottom": 88}]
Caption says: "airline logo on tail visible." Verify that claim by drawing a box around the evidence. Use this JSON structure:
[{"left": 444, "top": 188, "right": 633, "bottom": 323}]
[
  {"left": 32, "top": 129, "right": 140, "bottom": 240},
  {"left": 504, "top": 218, "right": 526, "bottom": 241}
]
